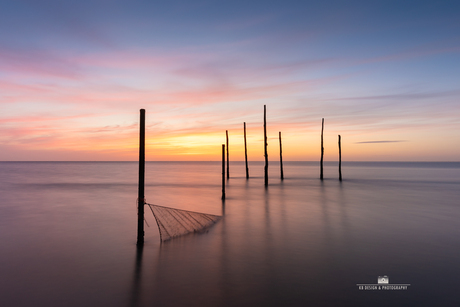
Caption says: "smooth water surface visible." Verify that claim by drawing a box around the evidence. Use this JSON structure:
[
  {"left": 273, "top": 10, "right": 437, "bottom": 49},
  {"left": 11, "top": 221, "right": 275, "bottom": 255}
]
[{"left": 1, "top": 162, "right": 459, "bottom": 306}]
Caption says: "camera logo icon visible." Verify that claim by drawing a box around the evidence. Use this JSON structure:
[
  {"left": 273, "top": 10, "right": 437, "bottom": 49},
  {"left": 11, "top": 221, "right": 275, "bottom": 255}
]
[{"left": 378, "top": 276, "right": 389, "bottom": 284}]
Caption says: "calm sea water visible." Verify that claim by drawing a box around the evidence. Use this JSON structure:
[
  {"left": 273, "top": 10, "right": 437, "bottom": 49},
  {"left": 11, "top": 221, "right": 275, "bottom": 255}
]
[{"left": 1, "top": 161, "right": 459, "bottom": 307}]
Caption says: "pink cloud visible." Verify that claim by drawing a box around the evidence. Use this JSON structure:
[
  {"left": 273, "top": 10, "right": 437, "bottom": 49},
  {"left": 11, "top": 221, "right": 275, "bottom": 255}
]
[{"left": 0, "top": 47, "right": 83, "bottom": 79}]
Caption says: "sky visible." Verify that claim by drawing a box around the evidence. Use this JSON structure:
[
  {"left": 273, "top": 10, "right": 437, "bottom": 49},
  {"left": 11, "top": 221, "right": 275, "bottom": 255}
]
[{"left": 0, "top": 0, "right": 459, "bottom": 161}]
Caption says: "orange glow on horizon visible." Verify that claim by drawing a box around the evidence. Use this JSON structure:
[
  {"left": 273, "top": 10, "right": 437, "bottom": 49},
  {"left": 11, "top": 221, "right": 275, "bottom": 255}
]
[
  {"left": 1, "top": 106, "right": 459, "bottom": 161},
  {"left": 2, "top": 120, "right": 458, "bottom": 161}
]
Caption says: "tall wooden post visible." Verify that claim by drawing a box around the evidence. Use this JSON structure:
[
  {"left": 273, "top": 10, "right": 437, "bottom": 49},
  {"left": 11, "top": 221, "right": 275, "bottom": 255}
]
[
  {"left": 264, "top": 105, "right": 268, "bottom": 187},
  {"left": 226, "top": 130, "right": 229, "bottom": 179},
  {"left": 244, "top": 122, "right": 249, "bottom": 179},
  {"left": 137, "top": 109, "right": 145, "bottom": 245},
  {"left": 320, "top": 118, "right": 324, "bottom": 180},
  {"left": 279, "top": 131, "right": 284, "bottom": 180},
  {"left": 338, "top": 135, "right": 342, "bottom": 181},
  {"left": 221, "top": 144, "right": 226, "bottom": 200}
]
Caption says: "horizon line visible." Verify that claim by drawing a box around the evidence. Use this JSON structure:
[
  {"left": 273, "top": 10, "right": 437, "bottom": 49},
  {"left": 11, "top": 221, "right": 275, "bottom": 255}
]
[{"left": 1, "top": 160, "right": 459, "bottom": 163}]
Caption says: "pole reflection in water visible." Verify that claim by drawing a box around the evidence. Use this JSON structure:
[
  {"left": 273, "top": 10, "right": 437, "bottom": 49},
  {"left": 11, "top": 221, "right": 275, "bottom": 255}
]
[{"left": 129, "top": 245, "right": 144, "bottom": 307}]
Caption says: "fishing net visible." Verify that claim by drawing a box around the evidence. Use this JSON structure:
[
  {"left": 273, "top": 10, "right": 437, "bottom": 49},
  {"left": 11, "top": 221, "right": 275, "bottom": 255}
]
[{"left": 147, "top": 203, "right": 222, "bottom": 241}]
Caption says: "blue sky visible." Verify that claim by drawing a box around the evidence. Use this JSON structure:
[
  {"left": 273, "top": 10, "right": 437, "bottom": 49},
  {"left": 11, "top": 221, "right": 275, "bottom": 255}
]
[{"left": 0, "top": 0, "right": 459, "bottom": 160}]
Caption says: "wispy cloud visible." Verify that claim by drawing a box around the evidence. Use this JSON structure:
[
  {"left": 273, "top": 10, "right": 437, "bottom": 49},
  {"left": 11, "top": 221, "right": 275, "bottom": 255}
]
[
  {"left": 0, "top": 47, "right": 83, "bottom": 79},
  {"left": 358, "top": 44, "right": 460, "bottom": 66},
  {"left": 356, "top": 140, "right": 407, "bottom": 144},
  {"left": 334, "top": 90, "right": 460, "bottom": 102}
]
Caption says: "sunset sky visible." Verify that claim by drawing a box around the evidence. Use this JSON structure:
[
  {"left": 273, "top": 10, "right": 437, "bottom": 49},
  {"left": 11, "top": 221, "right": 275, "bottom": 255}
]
[{"left": 1, "top": 0, "right": 459, "bottom": 161}]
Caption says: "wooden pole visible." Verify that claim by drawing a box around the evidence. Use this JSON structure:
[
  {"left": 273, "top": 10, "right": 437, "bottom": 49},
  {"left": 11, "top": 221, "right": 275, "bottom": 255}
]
[
  {"left": 264, "top": 105, "right": 268, "bottom": 187},
  {"left": 338, "top": 135, "right": 342, "bottom": 181},
  {"left": 279, "top": 131, "right": 284, "bottom": 180},
  {"left": 244, "top": 122, "right": 249, "bottom": 179},
  {"left": 221, "top": 144, "right": 225, "bottom": 200},
  {"left": 226, "top": 130, "right": 229, "bottom": 179},
  {"left": 320, "top": 118, "right": 324, "bottom": 180},
  {"left": 137, "top": 109, "right": 145, "bottom": 245}
]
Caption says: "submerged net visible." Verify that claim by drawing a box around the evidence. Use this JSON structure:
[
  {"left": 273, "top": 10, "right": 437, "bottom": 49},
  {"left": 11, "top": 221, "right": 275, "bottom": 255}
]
[{"left": 147, "top": 203, "right": 222, "bottom": 241}]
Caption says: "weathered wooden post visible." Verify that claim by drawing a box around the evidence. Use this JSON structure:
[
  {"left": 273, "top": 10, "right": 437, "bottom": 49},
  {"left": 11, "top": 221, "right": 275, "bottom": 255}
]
[
  {"left": 264, "top": 105, "right": 268, "bottom": 187},
  {"left": 226, "top": 130, "right": 229, "bottom": 179},
  {"left": 222, "top": 144, "right": 226, "bottom": 200},
  {"left": 244, "top": 122, "right": 249, "bottom": 179},
  {"left": 279, "top": 131, "right": 284, "bottom": 180},
  {"left": 320, "top": 118, "right": 324, "bottom": 180},
  {"left": 137, "top": 109, "right": 145, "bottom": 245},
  {"left": 338, "top": 134, "right": 342, "bottom": 181}
]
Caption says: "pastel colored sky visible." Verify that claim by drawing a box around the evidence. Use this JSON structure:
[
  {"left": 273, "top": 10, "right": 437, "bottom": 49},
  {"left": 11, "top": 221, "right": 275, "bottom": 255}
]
[{"left": 1, "top": 0, "right": 459, "bottom": 161}]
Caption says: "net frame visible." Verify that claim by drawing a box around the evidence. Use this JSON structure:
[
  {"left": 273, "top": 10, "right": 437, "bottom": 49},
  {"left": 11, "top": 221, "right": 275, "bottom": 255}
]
[{"left": 147, "top": 203, "right": 222, "bottom": 241}]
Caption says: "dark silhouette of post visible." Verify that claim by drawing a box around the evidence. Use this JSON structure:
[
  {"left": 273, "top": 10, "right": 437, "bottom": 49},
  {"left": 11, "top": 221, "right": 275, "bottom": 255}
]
[
  {"left": 226, "top": 130, "right": 229, "bottom": 179},
  {"left": 244, "top": 122, "right": 249, "bottom": 179},
  {"left": 338, "top": 135, "right": 342, "bottom": 181},
  {"left": 221, "top": 144, "right": 225, "bottom": 200},
  {"left": 137, "top": 109, "right": 145, "bottom": 245},
  {"left": 264, "top": 105, "right": 268, "bottom": 187},
  {"left": 279, "top": 131, "right": 284, "bottom": 180},
  {"left": 320, "top": 118, "right": 324, "bottom": 180}
]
